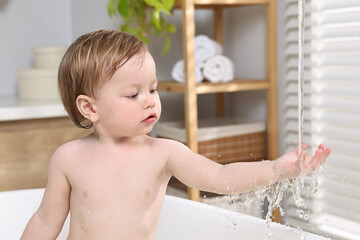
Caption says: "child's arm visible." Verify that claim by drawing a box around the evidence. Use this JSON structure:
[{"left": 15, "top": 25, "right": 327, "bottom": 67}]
[
  {"left": 166, "top": 140, "right": 331, "bottom": 194},
  {"left": 21, "top": 147, "right": 71, "bottom": 239}
]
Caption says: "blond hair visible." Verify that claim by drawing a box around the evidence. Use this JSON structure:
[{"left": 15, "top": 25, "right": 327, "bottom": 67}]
[{"left": 58, "top": 29, "right": 147, "bottom": 128}]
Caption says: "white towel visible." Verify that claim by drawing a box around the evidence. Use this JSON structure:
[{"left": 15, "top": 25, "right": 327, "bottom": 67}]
[
  {"left": 171, "top": 60, "right": 204, "bottom": 83},
  {"left": 195, "top": 35, "right": 223, "bottom": 63},
  {"left": 203, "top": 55, "right": 234, "bottom": 83}
]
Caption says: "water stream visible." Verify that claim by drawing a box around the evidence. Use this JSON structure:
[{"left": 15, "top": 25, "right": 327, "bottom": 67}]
[
  {"left": 261, "top": 0, "right": 309, "bottom": 230},
  {"left": 229, "top": 1, "right": 317, "bottom": 238},
  {"left": 298, "top": 0, "right": 305, "bottom": 158}
]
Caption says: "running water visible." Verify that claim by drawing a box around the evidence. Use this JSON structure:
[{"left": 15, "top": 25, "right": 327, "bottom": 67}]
[
  {"left": 292, "top": 0, "right": 307, "bottom": 216},
  {"left": 298, "top": 0, "right": 305, "bottom": 163},
  {"left": 261, "top": 0, "right": 309, "bottom": 229},
  {"left": 228, "top": 1, "right": 322, "bottom": 238}
]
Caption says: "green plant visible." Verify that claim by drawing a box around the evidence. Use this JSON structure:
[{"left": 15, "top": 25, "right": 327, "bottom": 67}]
[{"left": 107, "top": 0, "right": 177, "bottom": 55}]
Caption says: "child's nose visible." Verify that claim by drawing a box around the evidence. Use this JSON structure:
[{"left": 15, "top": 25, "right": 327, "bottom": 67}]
[{"left": 143, "top": 94, "right": 155, "bottom": 109}]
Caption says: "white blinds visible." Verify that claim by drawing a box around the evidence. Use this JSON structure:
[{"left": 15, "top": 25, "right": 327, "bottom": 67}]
[{"left": 283, "top": 0, "right": 360, "bottom": 239}]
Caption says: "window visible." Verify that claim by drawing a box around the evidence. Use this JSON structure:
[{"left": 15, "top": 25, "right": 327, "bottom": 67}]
[{"left": 283, "top": 0, "right": 360, "bottom": 239}]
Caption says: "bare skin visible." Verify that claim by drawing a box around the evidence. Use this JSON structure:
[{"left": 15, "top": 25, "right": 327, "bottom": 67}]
[{"left": 21, "top": 51, "right": 331, "bottom": 240}]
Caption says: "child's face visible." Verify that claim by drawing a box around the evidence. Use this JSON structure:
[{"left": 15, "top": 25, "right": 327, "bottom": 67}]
[{"left": 94, "top": 51, "right": 161, "bottom": 138}]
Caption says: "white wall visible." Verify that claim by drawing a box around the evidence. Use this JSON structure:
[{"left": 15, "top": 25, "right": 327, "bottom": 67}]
[
  {"left": 70, "top": 0, "right": 119, "bottom": 39},
  {"left": 223, "top": 5, "right": 267, "bottom": 122},
  {"left": 223, "top": 4, "right": 287, "bottom": 156},
  {"left": 0, "top": 0, "right": 72, "bottom": 97},
  {"left": 0, "top": 0, "right": 286, "bottom": 154}
]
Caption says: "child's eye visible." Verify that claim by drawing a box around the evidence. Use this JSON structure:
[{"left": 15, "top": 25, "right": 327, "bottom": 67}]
[
  {"left": 150, "top": 89, "right": 157, "bottom": 94},
  {"left": 127, "top": 93, "right": 138, "bottom": 99}
]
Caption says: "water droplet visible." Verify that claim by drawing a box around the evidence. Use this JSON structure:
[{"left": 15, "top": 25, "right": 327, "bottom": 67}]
[{"left": 297, "top": 210, "right": 304, "bottom": 218}]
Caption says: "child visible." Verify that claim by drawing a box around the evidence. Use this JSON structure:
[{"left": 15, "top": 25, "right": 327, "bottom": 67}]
[{"left": 21, "top": 29, "right": 331, "bottom": 240}]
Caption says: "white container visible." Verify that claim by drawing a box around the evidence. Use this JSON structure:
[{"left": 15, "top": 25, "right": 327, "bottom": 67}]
[
  {"left": 0, "top": 188, "right": 330, "bottom": 240},
  {"left": 33, "top": 46, "right": 67, "bottom": 69},
  {"left": 17, "top": 69, "right": 59, "bottom": 100}
]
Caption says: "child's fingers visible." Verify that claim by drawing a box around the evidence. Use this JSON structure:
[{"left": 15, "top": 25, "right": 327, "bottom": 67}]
[
  {"left": 298, "top": 150, "right": 306, "bottom": 171},
  {"left": 294, "top": 142, "right": 308, "bottom": 155},
  {"left": 321, "top": 147, "right": 331, "bottom": 164},
  {"left": 302, "top": 142, "right": 308, "bottom": 151},
  {"left": 317, "top": 144, "right": 326, "bottom": 165},
  {"left": 318, "top": 144, "right": 325, "bottom": 151},
  {"left": 297, "top": 150, "right": 306, "bottom": 162},
  {"left": 300, "top": 150, "right": 306, "bottom": 160},
  {"left": 306, "top": 149, "right": 323, "bottom": 172}
]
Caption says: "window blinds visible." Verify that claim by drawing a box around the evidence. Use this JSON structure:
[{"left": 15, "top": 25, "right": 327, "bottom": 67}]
[{"left": 283, "top": 0, "right": 360, "bottom": 239}]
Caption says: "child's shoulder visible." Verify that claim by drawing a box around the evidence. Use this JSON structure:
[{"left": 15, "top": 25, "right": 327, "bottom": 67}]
[
  {"left": 50, "top": 135, "right": 91, "bottom": 165},
  {"left": 150, "top": 136, "right": 189, "bottom": 151},
  {"left": 56, "top": 136, "right": 88, "bottom": 153}
]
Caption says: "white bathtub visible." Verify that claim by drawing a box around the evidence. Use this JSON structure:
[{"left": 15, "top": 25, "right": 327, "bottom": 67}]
[{"left": 0, "top": 188, "right": 329, "bottom": 240}]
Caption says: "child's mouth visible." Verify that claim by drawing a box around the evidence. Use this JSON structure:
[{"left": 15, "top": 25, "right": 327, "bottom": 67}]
[{"left": 142, "top": 113, "right": 157, "bottom": 123}]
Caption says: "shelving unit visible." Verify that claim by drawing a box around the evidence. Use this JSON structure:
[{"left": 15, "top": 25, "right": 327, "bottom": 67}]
[{"left": 158, "top": 0, "right": 278, "bottom": 205}]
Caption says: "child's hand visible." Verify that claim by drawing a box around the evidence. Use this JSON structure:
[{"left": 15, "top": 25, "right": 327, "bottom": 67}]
[{"left": 273, "top": 143, "right": 331, "bottom": 179}]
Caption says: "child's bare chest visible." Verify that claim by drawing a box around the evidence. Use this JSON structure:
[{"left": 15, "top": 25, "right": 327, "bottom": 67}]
[{"left": 66, "top": 153, "right": 170, "bottom": 239}]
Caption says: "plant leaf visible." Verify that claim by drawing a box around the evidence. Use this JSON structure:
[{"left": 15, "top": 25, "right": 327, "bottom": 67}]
[
  {"left": 117, "top": 0, "right": 130, "bottom": 19},
  {"left": 161, "top": 35, "right": 171, "bottom": 55},
  {"left": 144, "top": 0, "right": 163, "bottom": 8},
  {"left": 165, "top": 23, "right": 176, "bottom": 33},
  {"left": 152, "top": 10, "right": 161, "bottom": 30},
  {"left": 108, "top": 0, "right": 176, "bottom": 55},
  {"left": 107, "top": 0, "right": 116, "bottom": 16},
  {"left": 162, "top": 0, "right": 175, "bottom": 12},
  {"left": 135, "top": 0, "right": 146, "bottom": 18}
]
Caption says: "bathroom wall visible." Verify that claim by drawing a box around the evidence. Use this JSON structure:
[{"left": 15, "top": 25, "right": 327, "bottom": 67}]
[
  {"left": 223, "top": 6, "right": 267, "bottom": 123},
  {"left": 0, "top": 0, "right": 286, "bottom": 154},
  {"left": 224, "top": 4, "right": 287, "bottom": 155},
  {"left": 0, "top": 0, "right": 72, "bottom": 97}
]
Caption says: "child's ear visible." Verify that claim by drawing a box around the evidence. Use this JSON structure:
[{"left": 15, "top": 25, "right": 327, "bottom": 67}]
[{"left": 76, "top": 94, "right": 99, "bottom": 123}]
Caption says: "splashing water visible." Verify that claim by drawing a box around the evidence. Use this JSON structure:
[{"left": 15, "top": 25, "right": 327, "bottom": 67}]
[
  {"left": 228, "top": 171, "right": 321, "bottom": 239},
  {"left": 260, "top": 1, "right": 310, "bottom": 236},
  {"left": 227, "top": 1, "right": 320, "bottom": 238}
]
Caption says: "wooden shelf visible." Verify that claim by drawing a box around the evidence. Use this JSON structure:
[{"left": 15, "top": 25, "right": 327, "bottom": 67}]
[
  {"left": 175, "top": 0, "right": 269, "bottom": 7},
  {"left": 158, "top": 79, "right": 270, "bottom": 94},
  {"left": 165, "top": 0, "right": 279, "bottom": 223}
]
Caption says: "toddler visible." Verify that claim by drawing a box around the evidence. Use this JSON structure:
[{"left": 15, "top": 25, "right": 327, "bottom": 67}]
[{"left": 21, "top": 29, "right": 331, "bottom": 240}]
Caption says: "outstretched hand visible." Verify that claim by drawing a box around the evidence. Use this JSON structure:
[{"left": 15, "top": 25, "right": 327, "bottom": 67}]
[{"left": 274, "top": 143, "right": 331, "bottom": 179}]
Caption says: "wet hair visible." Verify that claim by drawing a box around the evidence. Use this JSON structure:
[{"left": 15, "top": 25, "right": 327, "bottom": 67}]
[{"left": 58, "top": 29, "right": 148, "bottom": 129}]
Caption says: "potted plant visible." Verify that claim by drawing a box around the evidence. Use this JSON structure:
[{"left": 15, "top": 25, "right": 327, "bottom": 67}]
[{"left": 107, "top": 0, "right": 177, "bottom": 55}]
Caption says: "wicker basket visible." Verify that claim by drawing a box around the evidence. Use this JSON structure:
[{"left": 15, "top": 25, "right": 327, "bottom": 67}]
[{"left": 156, "top": 117, "right": 266, "bottom": 164}]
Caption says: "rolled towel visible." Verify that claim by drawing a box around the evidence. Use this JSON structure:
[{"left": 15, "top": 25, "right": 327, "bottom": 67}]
[
  {"left": 171, "top": 60, "right": 204, "bottom": 83},
  {"left": 195, "top": 35, "right": 223, "bottom": 63},
  {"left": 203, "top": 55, "right": 234, "bottom": 83}
]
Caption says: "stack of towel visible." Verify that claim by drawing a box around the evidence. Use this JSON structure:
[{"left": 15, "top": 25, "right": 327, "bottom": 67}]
[{"left": 171, "top": 35, "right": 234, "bottom": 84}]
